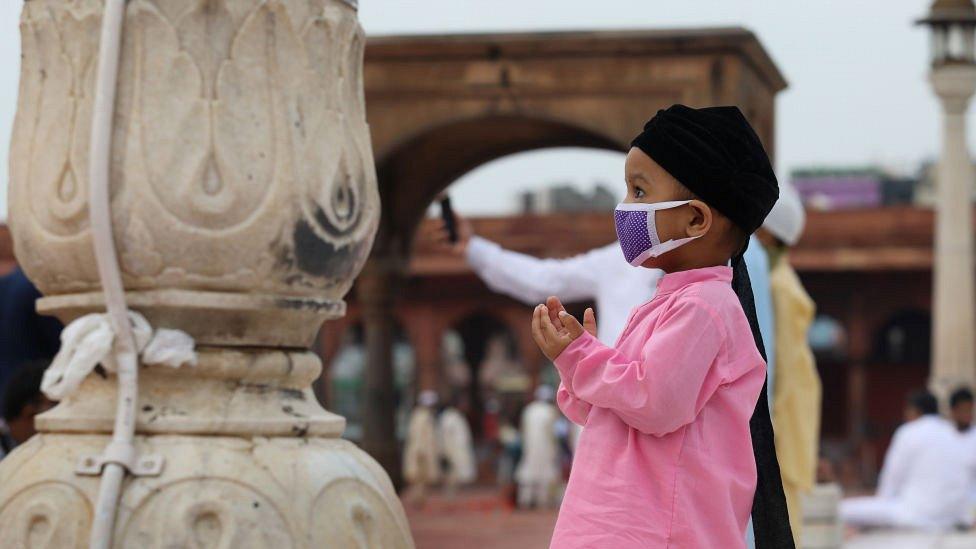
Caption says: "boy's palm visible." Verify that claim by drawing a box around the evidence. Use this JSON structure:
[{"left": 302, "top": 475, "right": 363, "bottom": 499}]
[{"left": 531, "top": 296, "right": 598, "bottom": 361}]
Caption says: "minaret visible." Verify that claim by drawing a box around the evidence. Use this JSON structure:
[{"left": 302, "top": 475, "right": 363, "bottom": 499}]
[{"left": 919, "top": 0, "right": 976, "bottom": 400}]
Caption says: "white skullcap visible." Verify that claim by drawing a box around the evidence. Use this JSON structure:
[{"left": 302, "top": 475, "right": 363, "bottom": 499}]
[
  {"left": 534, "top": 384, "right": 555, "bottom": 402},
  {"left": 763, "top": 182, "right": 806, "bottom": 246},
  {"left": 418, "top": 390, "right": 439, "bottom": 407}
]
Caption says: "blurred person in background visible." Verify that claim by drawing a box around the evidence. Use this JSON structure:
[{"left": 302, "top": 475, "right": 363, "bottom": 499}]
[
  {"left": 756, "top": 182, "right": 822, "bottom": 545},
  {"left": 951, "top": 388, "right": 976, "bottom": 522},
  {"left": 438, "top": 392, "right": 476, "bottom": 495},
  {"left": 949, "top": 387, "right": 973, "bottom": 433},
  {"left": 515, "top": 384, "right": 560, "bottom": 509},
  {"left": 1, "top": 360, "right": 54, "bottom": 459},
  {"left": 402, "top": 389, "right": 441, "bottom": 505},
  {"left": 840, "top": 390, "right": 970, "bottom": 532},
  {"left": 0, "top": 268, "right": 62, "bottom": 411},
  {"left": 495, "top": 403, "right": 522, "bottom": 508}
]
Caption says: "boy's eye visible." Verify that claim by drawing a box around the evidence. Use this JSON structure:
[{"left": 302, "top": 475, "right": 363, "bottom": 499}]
[{"left": 634, "top": 187, "right": 645, "bottom": 199}]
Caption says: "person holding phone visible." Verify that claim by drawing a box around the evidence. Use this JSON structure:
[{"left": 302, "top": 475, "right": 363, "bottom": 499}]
[{"left": 432, "top": 199, "right": 776, "bottom": 394}]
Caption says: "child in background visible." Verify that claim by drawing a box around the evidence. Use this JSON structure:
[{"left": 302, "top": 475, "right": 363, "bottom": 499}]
[
  {"left": 402, "top": 390, "right": 441, "bottom": 506},
  {"left": 438, "top": 392, "right": 477, "bottom": 495},
  {"left": 531, "top": 105, "right": 791, "bottom": 548},
  {"left": 515, "top": 385, "right": 561, "bottom": 509}
]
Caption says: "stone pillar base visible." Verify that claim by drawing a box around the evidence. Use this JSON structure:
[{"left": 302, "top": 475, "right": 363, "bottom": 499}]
[
  {"left": 0, "top": 433, "right": 412, "bottom": 548},
  {"left": 0, "top": 349, "right": 414, "bottom": 547}
]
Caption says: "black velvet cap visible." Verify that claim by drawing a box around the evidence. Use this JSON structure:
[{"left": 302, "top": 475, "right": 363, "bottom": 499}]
[{"left": 631, "top": 104, "right": 779, "bottom": 235}]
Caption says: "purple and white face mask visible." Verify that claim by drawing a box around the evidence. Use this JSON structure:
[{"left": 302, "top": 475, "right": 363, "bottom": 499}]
[{"left": 614, "top": 200, "right": 701, "bottom": 266}]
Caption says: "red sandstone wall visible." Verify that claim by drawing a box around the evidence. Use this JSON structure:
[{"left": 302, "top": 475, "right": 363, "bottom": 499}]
[{"left": 0, "top": 224, "right": 14, "bottom": 276}]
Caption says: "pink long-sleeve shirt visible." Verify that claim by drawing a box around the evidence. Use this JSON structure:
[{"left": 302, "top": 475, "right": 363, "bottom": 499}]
[{"left": 552, "top": 266, "right": 765, "bottom": 548}]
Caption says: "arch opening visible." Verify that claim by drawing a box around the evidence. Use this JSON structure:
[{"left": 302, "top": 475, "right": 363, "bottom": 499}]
[
  {"left": 328, "top": 322, "right": 416, "bottom": 442},
  {"left": 374, "top": 114, "right": 624, "bottom": 254}
]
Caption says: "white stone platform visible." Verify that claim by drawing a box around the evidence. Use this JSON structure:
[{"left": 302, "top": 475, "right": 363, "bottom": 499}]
[{"left": 844, "top": 531, "right": 976, "bottom": 549}]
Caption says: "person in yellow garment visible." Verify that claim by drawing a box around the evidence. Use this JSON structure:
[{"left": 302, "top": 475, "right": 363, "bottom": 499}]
[{"left": 757, "top": 182, "right": 822, "bottom": 546}]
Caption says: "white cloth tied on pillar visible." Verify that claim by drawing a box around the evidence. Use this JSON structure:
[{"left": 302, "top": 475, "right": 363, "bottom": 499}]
[{"left": 42, "top": 312, "right": 197, "bottom": 400}]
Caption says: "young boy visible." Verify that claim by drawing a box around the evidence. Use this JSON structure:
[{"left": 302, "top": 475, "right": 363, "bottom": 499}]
[{"left": 531, "top": 105, "right": 791, "bottom": 548}]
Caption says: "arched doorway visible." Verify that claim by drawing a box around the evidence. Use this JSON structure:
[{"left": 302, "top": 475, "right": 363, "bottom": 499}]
[
  {"left": 431, "top": 147, "right": 625, "bottom": 217},
  {"left": 862, "top": 310, "right": 932, "bottom": 478},
  {"left": 872, "top": 310, "right": 931, "bottom": 366},
  {"left": 448, "top": 312, "right": 529, "bottom": 435},
  {"left": 327, "top": 321, "right": 417, "bottom": 442},
  {"left": 376, "top": 115, "right": 624, "bottom": 257},
  {"left": 810, "top": 314, "right": 848, "bottom": 442}
]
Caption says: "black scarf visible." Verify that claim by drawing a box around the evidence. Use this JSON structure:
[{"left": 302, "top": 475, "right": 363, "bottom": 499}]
[{"left": 733, "top": 251, "right": 794, "bottom": 548}]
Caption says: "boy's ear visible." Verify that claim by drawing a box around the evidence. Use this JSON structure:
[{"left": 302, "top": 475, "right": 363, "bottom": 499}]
[{"left": 686, "top": 200, "right": 712, "bottom": 238}]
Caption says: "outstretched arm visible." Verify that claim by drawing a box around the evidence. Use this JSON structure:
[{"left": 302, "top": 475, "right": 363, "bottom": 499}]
[
  {"left": 466, "top": 236, "right": 604, "bottom": 304},
  {"left": 431, "top": 212, "right": 605, "bottom": 304},
  {"left": 552, "top": 298, "right": 727, "bottom": 436}
]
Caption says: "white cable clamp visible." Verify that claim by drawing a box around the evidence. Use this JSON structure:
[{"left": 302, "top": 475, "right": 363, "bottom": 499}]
[{"left": 76, "top": 442, "right": 164, "bottom": 477}]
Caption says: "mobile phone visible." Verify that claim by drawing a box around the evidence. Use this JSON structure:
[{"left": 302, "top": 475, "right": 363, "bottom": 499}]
[{"left": 440, "top": 196, "right": 458, "bottom": 244}]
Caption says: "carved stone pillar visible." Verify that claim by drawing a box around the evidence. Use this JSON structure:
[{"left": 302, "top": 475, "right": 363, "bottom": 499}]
[
  {"left": 929, "top": 64, "right": 976, "bottom": 402},
  {"left": 0, "top": 1, "right": 413, "bottom": 546}
]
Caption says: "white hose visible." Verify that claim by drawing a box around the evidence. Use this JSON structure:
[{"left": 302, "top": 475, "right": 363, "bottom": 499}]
[{"left": 87, "top": 0, "right": 134, "bottom": 547}]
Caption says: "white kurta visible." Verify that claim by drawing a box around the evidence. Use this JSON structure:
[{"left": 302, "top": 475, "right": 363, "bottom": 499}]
[
  {"left": 841, "top": 415, "right": 970, "bottom": 530},
  {"left": 438, "top": 407, "right": 476, "bottom": 484},
  {"left": 515, "top": 400, "right": 560, "bottom": 485},
  {"left": 403, "top": 406, "right": 441, "bottom": 485},
  {"left": 963, "top": 427, "right": 976, "bottom": 514}
]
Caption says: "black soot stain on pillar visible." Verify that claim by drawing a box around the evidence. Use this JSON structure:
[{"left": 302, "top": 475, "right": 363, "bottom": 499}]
[{"left": 290, "top": 208, "right": 365, "bottom": 280}]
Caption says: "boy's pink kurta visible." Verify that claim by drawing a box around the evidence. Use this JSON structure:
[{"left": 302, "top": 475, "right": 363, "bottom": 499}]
[{"left": 552, "top": 266, "right": 765, "bottom": 549}]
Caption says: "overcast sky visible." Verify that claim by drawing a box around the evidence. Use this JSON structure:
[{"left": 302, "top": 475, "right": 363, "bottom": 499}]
[{"left": 0, "top": 1, "right": 953, "bottom": 217}]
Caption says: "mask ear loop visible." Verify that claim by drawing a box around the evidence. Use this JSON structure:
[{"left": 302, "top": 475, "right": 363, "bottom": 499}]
[
  {"left": 625, "top": 205, "right": 702, "bottom": 266},
  {"left": 646, "top": 235, "right": 701, "bottom": 258},
  {"left": 646, "top": 208, "right": 662, "bottom": 248},
  {"left": 643, "top": 201, "right": 701, "bottom": 258}
]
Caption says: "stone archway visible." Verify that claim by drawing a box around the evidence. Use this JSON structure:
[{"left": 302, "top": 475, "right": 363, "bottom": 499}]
[
  {"left": 377, "top": 115, "right": 622, "bottom": 251},
  {"left": 357, "top": 29, "right": 787, "bottom": 479}
]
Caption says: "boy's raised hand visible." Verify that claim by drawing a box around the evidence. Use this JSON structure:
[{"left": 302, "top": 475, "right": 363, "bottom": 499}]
[{"left": 531, "top": 296, "right": 598, "bottom": 361}]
